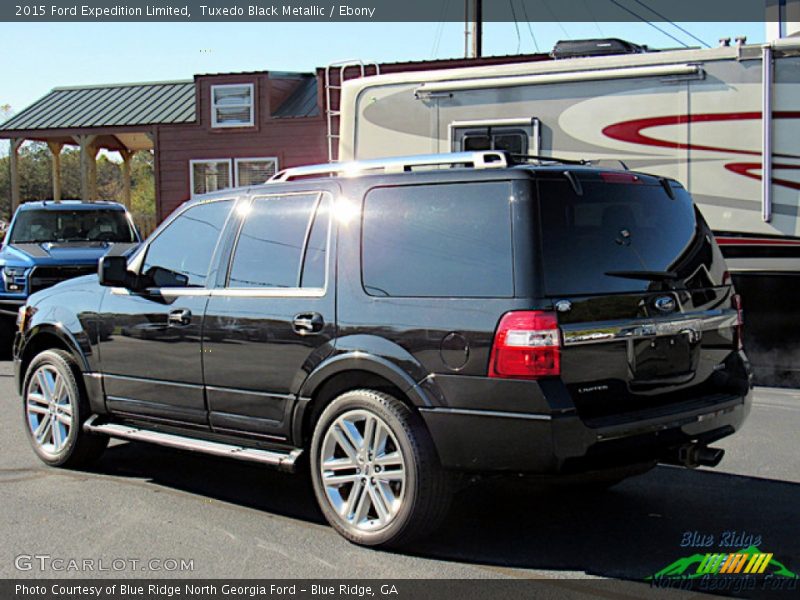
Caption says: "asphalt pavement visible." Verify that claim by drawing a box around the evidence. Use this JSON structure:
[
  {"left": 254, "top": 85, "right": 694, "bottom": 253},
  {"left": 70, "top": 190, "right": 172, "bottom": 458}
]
[{"left": 0, "top": 359, "right": 798, "bottom": 586}]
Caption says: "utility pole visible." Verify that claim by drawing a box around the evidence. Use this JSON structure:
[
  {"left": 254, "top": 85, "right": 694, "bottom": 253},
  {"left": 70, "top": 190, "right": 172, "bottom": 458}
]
[
  {"left": 465, "top": 0, "right": 482, "bottom": 58},
  {"left": 464, "top": 0, "right": 469, "bottom": 57}
]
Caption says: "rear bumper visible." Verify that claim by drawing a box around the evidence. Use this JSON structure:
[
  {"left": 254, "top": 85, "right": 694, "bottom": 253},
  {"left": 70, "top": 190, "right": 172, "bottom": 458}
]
[{"left": 419, "top": 370, "right": 752, "bottom": 474}]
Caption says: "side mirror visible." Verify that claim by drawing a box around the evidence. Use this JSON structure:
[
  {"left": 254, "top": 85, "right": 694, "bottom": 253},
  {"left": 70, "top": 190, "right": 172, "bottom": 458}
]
[
  {"left": 148, "top": 266, "right": 189, "bottom": 288},
  {"left": 98, "top": 255, "right": 130, "bottom": 287}
]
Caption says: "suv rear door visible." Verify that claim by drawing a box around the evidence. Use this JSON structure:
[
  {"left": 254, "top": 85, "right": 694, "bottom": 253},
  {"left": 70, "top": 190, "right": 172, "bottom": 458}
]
[
  {"left": 535, "top": 173, "right": 742, "bottom": 424},
  {"left": 201, "top": 191, "right": 335, "bottom": 440}
]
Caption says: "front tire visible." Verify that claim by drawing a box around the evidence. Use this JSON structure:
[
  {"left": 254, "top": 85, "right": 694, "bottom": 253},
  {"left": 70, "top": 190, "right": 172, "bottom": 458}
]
[
  {"left": 22, "top": 349, "right": 108, "bottom": 468},
  {"left": 310, "top": 389, "right": 451, "bottom": 547}
]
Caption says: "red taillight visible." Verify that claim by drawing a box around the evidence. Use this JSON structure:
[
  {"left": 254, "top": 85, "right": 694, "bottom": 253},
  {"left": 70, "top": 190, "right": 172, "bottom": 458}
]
[
  {"left": 732, "top": 293, "right": 744, "bottom": 350},
  {"left": 489, "top": 311, "right": 561, "bottom": 379}
]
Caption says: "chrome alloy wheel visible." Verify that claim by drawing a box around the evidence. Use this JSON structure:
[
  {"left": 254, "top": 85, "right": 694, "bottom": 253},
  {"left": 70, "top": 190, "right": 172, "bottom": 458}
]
[
  {"left": 319, "top": 409, "right": 406, "bottom": 532},
  {"left": 26, "top": 365, "right": 74, "bottom": 456}
]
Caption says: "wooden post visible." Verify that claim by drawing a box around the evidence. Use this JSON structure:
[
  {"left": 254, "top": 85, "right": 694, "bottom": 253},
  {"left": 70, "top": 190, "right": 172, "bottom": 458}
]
[
  {"left": 88, "top": 148, "right": 98, "bottom": 200},
  {"left": 73, "top": 135, "right": 98, "bottom": 201},
  {"left": 47, "top": 141, "right": 64, "bottom": 202},
  {"left": 119, "top": 148, "right": 135, "bottom": 210},
  {"left": 8, "top": 138, "right": 23, "bottom": 214}
]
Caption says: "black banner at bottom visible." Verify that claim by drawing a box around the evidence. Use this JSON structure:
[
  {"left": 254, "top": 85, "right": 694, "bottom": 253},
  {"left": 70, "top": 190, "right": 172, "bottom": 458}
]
[{"left": 3, "top": 578, "right": 800, "bottom": 600}]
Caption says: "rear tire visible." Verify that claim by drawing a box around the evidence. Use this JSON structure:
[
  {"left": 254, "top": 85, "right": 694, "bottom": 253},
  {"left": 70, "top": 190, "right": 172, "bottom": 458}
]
[
  {"left": 310, "top": 389, "right": 451, "bottom": 547},
  {"left": 22, "top": 349, "right": 108, "bottom": 468}
]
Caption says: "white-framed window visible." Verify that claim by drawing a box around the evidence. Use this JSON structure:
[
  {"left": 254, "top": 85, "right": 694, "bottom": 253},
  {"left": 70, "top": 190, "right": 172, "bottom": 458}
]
[
  {"left": 190, "top": 159, "right": 232, "bottom": 196},
  {"left": 235, "top": 157, "right": 279, "bottom": 187},
  {"left": 450, "top": 117, "right": 540, "bottom": 155},
  {"left": 211, "top": 83, "right": 254, "bottom": 128}
]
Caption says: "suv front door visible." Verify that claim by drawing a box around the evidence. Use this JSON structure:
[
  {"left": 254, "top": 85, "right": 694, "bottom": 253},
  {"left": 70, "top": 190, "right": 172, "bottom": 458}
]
[
  {"left": 96, "top": 198, "right": 235, "bottom": 425},
  {"left": 202, "top": 191, "right": 335, "bottom": 440}
]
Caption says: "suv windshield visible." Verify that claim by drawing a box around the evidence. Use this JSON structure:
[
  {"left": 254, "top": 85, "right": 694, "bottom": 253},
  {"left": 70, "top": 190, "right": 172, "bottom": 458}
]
[
  {"left": 538, "top": 176, "right": 713, "bottom": 296},
  {"left": 9, "top": 209, "right": 136, "bottom": 244}
]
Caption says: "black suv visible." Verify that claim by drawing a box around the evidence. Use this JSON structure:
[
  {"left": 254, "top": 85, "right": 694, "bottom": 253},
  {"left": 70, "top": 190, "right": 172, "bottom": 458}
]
[{"left": 15, "top": 152, "right": 752, "bottom": 547}]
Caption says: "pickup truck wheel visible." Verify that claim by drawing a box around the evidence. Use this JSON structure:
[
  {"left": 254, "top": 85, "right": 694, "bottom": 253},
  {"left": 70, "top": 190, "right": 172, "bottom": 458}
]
[
  {"left": 310, "top": 389, "right": 451, "bottom": 548},
  {"left": 22, "top": 349, "right": 108, "bottom": 468}
]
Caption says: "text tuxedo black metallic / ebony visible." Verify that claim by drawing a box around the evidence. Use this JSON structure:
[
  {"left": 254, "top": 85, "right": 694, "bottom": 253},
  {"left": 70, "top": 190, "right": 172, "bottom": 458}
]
[{"left": 13, "top": 152, "right": 752, "bottom": 547}]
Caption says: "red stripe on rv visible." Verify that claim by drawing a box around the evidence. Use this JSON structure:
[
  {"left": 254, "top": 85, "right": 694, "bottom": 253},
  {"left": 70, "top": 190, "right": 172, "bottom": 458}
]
[
  {"left": 724, "top": 162, "right": 800, "bottom": 190},
  {"left": 602, "top": 112, "right": 800, "bottom": 157}
]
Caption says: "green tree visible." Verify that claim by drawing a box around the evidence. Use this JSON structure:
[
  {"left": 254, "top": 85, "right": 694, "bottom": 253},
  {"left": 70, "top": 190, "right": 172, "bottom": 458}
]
[
  {"left": 0, "top": 141, "right": 155, "bottom": 222},
  {"left": 130, "top": 151, "right": 155, "bottom": 214}
]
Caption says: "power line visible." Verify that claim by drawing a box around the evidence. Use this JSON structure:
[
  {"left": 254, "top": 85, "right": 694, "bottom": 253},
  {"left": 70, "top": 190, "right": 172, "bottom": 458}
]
[
  {"left": 630, "top": 0, "right": 710, "bottom": 48},
  {"left": 607, "top": 0, "right": 689, "bottom": 47},
  {"left": 518, "top": 0, "right": 540, "bottom": 52},
  {"left": 541, "top": 0, "right": 569, "bottom": 38},
  {"left": 430, "top": 0, "right": 450, "bottom": 58},
  {"left": 509, "top": 0, "right": 521, "bottom": 54},
  {"left": 579, "top": 0, "right": 605, "bottom": 37}
]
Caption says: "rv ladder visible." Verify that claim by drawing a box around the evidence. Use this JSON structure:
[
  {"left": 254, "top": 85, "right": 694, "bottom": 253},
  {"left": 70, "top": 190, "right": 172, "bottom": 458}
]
[{"left": 324, "top": 60, "right": 380, "bottom": 163}]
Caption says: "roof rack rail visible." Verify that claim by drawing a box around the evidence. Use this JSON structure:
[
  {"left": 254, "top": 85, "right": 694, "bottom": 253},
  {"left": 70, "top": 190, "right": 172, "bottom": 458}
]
[
  {"left": 269, "top": 151, "right": 509, "bottom": 182},
  {"left": 509, "top": 153, "right": 589, "bottom": 166}
]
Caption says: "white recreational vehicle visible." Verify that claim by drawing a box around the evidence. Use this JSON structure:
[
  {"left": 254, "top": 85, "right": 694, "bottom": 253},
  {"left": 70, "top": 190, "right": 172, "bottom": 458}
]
[{"left": 335, "top": 39, "right": 800, "bottom": 385}]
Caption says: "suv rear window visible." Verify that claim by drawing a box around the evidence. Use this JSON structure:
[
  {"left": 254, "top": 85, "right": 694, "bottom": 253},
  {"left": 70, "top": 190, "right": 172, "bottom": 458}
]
[
  {"left": 538, "top": 177, "right": 707, "bottom": 296},
  {"left": 362, "top": 182, "right": 513, "bottom": 298}
]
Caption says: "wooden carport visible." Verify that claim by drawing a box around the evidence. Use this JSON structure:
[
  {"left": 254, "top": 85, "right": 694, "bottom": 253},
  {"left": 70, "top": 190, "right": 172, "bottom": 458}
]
[{"left": 0, "top": 80, "right": 196, "bottom": 212}]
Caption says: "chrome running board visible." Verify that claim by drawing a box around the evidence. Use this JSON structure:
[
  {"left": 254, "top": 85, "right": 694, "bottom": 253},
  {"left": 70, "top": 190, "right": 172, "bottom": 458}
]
[{"left": 84, "top": 416, "right": 301, "bottom": 472}]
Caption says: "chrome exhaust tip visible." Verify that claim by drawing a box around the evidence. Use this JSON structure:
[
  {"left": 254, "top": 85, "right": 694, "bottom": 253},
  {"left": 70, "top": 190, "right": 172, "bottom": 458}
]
[{"left": 677, "top": 444, "right": 725, "bottom": 469}]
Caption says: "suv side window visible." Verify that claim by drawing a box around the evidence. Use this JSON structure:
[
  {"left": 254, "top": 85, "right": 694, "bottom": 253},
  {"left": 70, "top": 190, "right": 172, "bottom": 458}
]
[
  {"left": 228, "top": 193, "right": 329, "bottom": 289},
  {"left": 142, "top": 199, "right": 233, "bottom": 288},
  {"left": 362, "top": 182, "right": 514, "bottom": 298}
]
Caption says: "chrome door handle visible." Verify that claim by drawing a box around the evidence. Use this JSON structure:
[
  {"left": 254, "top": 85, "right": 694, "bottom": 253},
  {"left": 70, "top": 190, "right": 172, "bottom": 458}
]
[
  {"left": 293, "top": 312, "right": 324, "bottom": 335},
  {"left": 168, "top": 309, "right": 192, "bottom": 326}
]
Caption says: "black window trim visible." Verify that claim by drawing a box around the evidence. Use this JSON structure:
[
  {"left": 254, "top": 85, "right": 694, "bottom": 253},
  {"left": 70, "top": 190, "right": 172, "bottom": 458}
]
[{"left": 217, "top": 190, "right": 332, "bottom": 298}]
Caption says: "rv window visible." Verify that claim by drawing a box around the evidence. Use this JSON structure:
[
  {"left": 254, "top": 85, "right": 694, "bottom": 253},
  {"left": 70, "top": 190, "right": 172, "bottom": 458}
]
[
  {"left": 493, "top": 133, "right": 526, "bottom": 155},
  {"left": 463, "top": 134, "right": 492, "bottom": 151},
  {"left": 453, "top": 125, "right": 530, "bottom": 155}
]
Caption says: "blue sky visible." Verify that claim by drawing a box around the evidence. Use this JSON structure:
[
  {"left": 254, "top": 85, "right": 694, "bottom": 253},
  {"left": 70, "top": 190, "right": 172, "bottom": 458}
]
[{"left": 1, "top": 21, "right": 765, "bottom": 113}]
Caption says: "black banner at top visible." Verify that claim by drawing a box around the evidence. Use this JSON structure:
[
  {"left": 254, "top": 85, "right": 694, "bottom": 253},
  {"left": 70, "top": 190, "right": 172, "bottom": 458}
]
[{"left": 0, "top": 0, "right": 791, "bottom": 23}]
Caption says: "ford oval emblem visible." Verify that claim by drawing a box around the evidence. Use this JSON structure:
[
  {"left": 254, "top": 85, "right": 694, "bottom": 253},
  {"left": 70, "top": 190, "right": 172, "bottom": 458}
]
[{"left": 653, "top": 296, "right": 677, "bottom": 313}]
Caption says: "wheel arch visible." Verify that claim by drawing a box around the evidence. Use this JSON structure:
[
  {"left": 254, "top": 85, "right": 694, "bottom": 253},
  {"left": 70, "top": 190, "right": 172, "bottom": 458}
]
[
  {"left": 293, "top": 353, "right": 434, "bottom": 447},
  {"left": 18, "top": 325, "right": 90, "bottom": 395}
]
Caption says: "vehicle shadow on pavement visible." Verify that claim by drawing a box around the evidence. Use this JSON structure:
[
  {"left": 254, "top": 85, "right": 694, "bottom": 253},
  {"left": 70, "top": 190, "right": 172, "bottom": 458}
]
[
  {"left": 94, "top": 441, "right": 799, "bottom": 582},
  {"left": 415, "top": 468, "right": 800, "bottom": 582},
  {"left": 94, "top": 441, "right": 325, "bottom": 524}
]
